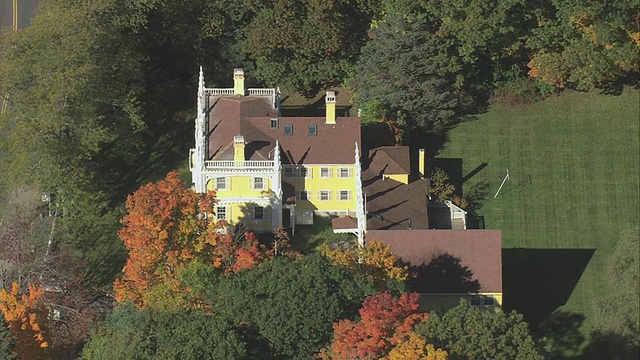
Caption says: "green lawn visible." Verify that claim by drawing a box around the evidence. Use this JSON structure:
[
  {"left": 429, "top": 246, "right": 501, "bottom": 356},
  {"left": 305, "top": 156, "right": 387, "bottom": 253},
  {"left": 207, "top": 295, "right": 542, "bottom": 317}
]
[{"left": 436, "top": 88, "right": 639, "bottom": 351}]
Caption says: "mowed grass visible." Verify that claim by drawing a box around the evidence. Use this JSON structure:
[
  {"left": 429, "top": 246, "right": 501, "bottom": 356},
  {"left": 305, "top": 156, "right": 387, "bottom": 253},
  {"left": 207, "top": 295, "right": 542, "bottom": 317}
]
[{"left": 437, "top": 88, "right": 639, "bottom": 332}]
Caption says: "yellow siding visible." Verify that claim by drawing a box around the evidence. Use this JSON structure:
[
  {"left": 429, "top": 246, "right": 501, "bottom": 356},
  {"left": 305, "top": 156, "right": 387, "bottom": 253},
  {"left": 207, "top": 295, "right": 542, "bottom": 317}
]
[
  {"left": 418, "top": 293, "right": 503, "bottom": 313},
  {"left": 216, "top": 204, "right": 272, "bottom": 232},
  {"left": 384, "top": 174, "right": 408, "bottom": 184},
  {"left": 284, "top": 164, "right": 356, "bottom": 212},
  {"left": 206, "top": 176, "right": 273, "bottom": 198}
]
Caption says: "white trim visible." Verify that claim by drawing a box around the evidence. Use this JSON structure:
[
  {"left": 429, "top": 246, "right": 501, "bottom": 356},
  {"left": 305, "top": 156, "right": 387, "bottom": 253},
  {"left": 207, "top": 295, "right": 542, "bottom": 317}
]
[
  {"left": 338, "top": 167, "right": 352, "bottom": 178},
  {"left": 253, "top": 177, "right": 264, "bottom": 190},
  {"left": 318, "top": 190, "right": 331, "bottom": 201},
  {"left": 338, "top": 189, "right": 352, "bottom": 201},
  {"left": 216, "top": 205, "right": 228, "bottom": 220},
  {"left": 320, "top": 167, "right": 332, "bottom": 178}
]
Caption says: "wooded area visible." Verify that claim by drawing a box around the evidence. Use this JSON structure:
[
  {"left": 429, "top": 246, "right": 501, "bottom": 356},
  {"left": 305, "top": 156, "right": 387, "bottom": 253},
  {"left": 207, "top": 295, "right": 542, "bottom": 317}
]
[{"left": 0, "top": 0, "right": 637, "bottom": 358}]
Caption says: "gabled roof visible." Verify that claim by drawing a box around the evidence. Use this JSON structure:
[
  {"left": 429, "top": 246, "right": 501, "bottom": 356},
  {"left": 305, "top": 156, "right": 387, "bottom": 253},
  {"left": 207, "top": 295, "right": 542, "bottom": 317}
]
[
  {"left": 368, "top": 146, "right": 411, "bottom": 175},
  {"left": 207, "top": 96, "right": 360, "bottom": 164},
  {"left": 367, "top": 230, "right": 502, "bottom": 294},
  {"left": 363, "top": 169, "right": 429, "bottom": 230}
]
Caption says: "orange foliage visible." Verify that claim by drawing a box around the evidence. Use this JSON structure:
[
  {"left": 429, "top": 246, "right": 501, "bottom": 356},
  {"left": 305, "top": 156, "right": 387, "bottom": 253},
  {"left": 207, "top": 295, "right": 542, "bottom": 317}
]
[
  {"left": 0, "top": 282, "right": 48, "bottom": 349},
  {"left": 114, "top": 171, "right": 269, "bottom": 309},
  {"left": 326, "top": 292, "right": 429, "bottom": 359},
  {"left": 321, "top": 241, "right": 408, "bottom": 290}
]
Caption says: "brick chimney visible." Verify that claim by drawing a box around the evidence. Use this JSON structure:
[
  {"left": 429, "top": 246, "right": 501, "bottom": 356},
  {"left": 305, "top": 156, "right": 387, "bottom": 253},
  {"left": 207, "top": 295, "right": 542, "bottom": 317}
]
[
  {"left": 234, "top": 135, "right": 245, "bottom": 162},
  {"left": 233, "top": 68, "right": 245, "bottom": 96},
  {"left": 325, "top": 91, "right": 336, "bottom": 124}
]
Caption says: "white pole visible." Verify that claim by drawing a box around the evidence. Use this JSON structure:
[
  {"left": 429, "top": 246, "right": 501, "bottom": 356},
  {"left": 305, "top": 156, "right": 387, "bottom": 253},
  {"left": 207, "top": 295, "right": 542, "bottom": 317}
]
[{"left": 493, "top": 168, "right": 510, "bottom": 198}]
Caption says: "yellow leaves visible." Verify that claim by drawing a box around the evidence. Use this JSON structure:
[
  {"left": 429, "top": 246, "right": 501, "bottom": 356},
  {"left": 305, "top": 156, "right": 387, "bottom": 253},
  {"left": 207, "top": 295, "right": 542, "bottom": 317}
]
[
  {"left": 385, "top": 332, "right": 448, "bottom": 360},
  {"left": 321, "top": 241, "right": 408, "bottom": 290}
]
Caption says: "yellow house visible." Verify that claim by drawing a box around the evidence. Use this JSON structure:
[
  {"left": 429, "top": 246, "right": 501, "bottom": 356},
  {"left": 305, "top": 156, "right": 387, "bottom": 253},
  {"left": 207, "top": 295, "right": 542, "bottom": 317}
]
[{"left": 190, "top": 68, "right": 361, "bottom": 233}]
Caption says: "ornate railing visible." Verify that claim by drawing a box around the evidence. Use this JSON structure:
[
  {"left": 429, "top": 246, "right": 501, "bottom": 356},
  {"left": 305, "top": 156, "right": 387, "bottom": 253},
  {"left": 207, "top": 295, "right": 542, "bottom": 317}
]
[
  {"left": 205, "top": 160, "right": 275, "bottom": 169},
  {"left": 204, "top": 88, "right": 234, "bottom": 96},
  {"left": 248, "top": 88, "right": 275, "bottom": 97}
]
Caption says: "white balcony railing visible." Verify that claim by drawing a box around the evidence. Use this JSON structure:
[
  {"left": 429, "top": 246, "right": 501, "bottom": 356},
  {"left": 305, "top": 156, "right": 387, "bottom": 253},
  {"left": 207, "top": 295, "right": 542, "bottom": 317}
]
[
  {"left": 205, "top": 160, "right": 275, "bottom": 170},
  {"left": 204, "top": 88, "right": 234, "bottom": 96},
  {"left": 247, "top": 88, "right": 275, "bottom": 97}
]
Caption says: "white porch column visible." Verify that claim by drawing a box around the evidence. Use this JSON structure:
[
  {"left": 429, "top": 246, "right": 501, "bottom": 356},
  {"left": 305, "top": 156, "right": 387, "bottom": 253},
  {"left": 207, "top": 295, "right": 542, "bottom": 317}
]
[
  {"left": 355, "top": 143, "right": 366, "bottom": 247},
  {"left": 271, "top": 141, "right": 283, "bottom": 230}
]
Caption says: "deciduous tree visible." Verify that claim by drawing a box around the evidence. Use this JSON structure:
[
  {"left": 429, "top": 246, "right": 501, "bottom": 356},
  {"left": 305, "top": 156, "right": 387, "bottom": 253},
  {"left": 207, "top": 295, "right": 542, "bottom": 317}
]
[
  {"left": 204, "top": 254, "right": 376, "bottom": 359},
  {"left": 526, "top": 0, "right": 639, "bottom": 90},
  {"left": 320, "top": 241, "right": 408, "bottom": 291},
  {"left": 82, "top": 304, "right": 248, "bottom": 360},
  {"left": 245, "top": 0, "right": 378, "bottom": 93},
  {"left": 325, "top": 292, "right": 435, "bottom": 359},
  {"left": 113, "top": 171, "right": 269, "bottom": 309},
  {"left": 415, "top": 300, "right": 546, "bottom": 360}
]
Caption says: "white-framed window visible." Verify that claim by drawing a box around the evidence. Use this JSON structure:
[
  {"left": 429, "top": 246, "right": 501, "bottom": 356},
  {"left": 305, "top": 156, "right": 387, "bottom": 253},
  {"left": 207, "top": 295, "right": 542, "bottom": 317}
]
[
  {"left": 318, "top": 190, "right": 331, "bottom": 201},
  {"left": 320, "top": 167, "right": 332, "bottom": 178},
  {"left": 284, "top": 166, "right": 311, "bottom": 178},
  {"left": 253, "top": 206, "right": 265, "bottom": 221},
  {"left": 216, "top": 177, "right": 227, "bottom": 190},
  {"left": 338, "top": 190, "right": 351, "bottom": 201},
  {"left": 270, "top": 118, "right": 279, "bottom": 129},
  {"left": 216, "top": 206, "right": 227, "bottom": 221},
  {"left": 339, "top": 167, "right": 352, "bottom": 178},
  {"left": 253, "top": 177, "right": 264, "bottom": 190},
  {"left": 298, "top": 190, "right": 311, "bottom": 201},
  {"left": 284, "top": 124, "right": 293, "bottom": 135},
  {"left": 470, "top": 295, "right": 495, "bottom": 306},
  {"left": 308, "top": 125, "right": 317, "bottom": 136}
]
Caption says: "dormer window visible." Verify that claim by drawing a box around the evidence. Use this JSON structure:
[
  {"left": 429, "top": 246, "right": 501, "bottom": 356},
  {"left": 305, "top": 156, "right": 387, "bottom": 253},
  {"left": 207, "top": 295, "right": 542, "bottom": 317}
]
[
  {"left": 284, "top": 124, "right": 293, "bottom": 136},
  {"left": 308, "top": 125, "right": 317, "bottom": 136},
  {"left": 270, "top": 118, "right": 279, "bottom": 129}
]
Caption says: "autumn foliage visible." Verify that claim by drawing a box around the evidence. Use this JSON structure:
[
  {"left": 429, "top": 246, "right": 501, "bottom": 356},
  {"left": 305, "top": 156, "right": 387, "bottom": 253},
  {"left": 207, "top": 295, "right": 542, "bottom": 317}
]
[
  {"left": 321, "top": 241, "right": 408, "bottom": 290},
  {"left": 324, "top": 292, "right": 445, "bottom": 359},
  {"left": 0, "top": 282, "right": 48, "bottom": 355},
  {"left": 114, "top": 171, "right": 269, "bottom": 309}
]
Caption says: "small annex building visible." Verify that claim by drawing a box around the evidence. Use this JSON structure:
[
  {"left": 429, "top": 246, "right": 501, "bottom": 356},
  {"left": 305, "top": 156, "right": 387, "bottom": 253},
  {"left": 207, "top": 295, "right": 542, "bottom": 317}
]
[
  {"left": 190, "top": 68, "right": 362, "bottom": 234},
  {"left": 368, "top": 229, "right": 503, "bottom": 311}
]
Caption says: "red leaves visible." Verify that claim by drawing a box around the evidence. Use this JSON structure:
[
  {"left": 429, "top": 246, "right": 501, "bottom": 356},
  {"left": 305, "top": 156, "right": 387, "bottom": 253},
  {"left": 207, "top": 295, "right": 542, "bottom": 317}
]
[
  {"left": 327, "top": 292, "right": 428, "bottom": 359},
  {"left": 114, "top": 171, "right": 269, "bottom": 309}
]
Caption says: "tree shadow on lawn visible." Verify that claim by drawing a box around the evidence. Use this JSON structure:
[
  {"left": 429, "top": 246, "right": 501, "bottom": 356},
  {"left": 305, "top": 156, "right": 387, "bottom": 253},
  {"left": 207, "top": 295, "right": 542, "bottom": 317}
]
[{"left": 535, "top": 310, "right": 640, "bottom": 360}]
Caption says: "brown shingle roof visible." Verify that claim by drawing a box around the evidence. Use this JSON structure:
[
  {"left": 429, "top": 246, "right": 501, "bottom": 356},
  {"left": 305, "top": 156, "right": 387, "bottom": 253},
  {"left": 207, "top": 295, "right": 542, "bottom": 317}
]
[
  {"left": 363, "top": 169, "right": 429, "bottom": 230},
  {"left": 332, "top": 216, "right": 358, "bottom": 231},
  {"left": 206, "top": 96, "right": 360, "bottom": 164},
  {"left": 368, "top": 147, "right": 411, "bottom": 175},
  {"left": 367, "top": 230, "right": 502, "bottom": 294}
]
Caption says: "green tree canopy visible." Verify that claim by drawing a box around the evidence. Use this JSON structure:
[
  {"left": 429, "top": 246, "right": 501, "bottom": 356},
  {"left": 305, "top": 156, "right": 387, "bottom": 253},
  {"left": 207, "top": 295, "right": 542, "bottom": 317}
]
[
  {"left": 0, "top": 318, "right": 15, "bottom": 360},
  {"left": 202, "top": 253, "right": 377, "bottom": 359},
  {"left": 415, "top": 300, "right": 547, "bottom": 360},
  {"left": 527, "top": 0, "right": 640, "bottom": 90},
  {"left": 245, "top": 0, "right": 379, "bottom": 93},
  {"left": 351, "top": 12, "right": 459, "bottom": 135},
  {"left": 82, "top": 304, "right": 248, "bottom": 360}
]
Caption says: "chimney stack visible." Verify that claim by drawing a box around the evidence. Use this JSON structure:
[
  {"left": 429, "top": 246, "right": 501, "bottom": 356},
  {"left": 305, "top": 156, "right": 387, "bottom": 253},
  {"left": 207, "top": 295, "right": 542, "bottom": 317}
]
[
  {"left": 234, "top": 135, "right": 245, "bottom": 163},
  {"left": 325, "top": 91, "right": 336, "bottom": 124},
  {"left": 419, "top": 148, "right": 425, "bottom": 179},
  {"left": 233, "top": 68, "right": 245, "bottom": 96}
]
